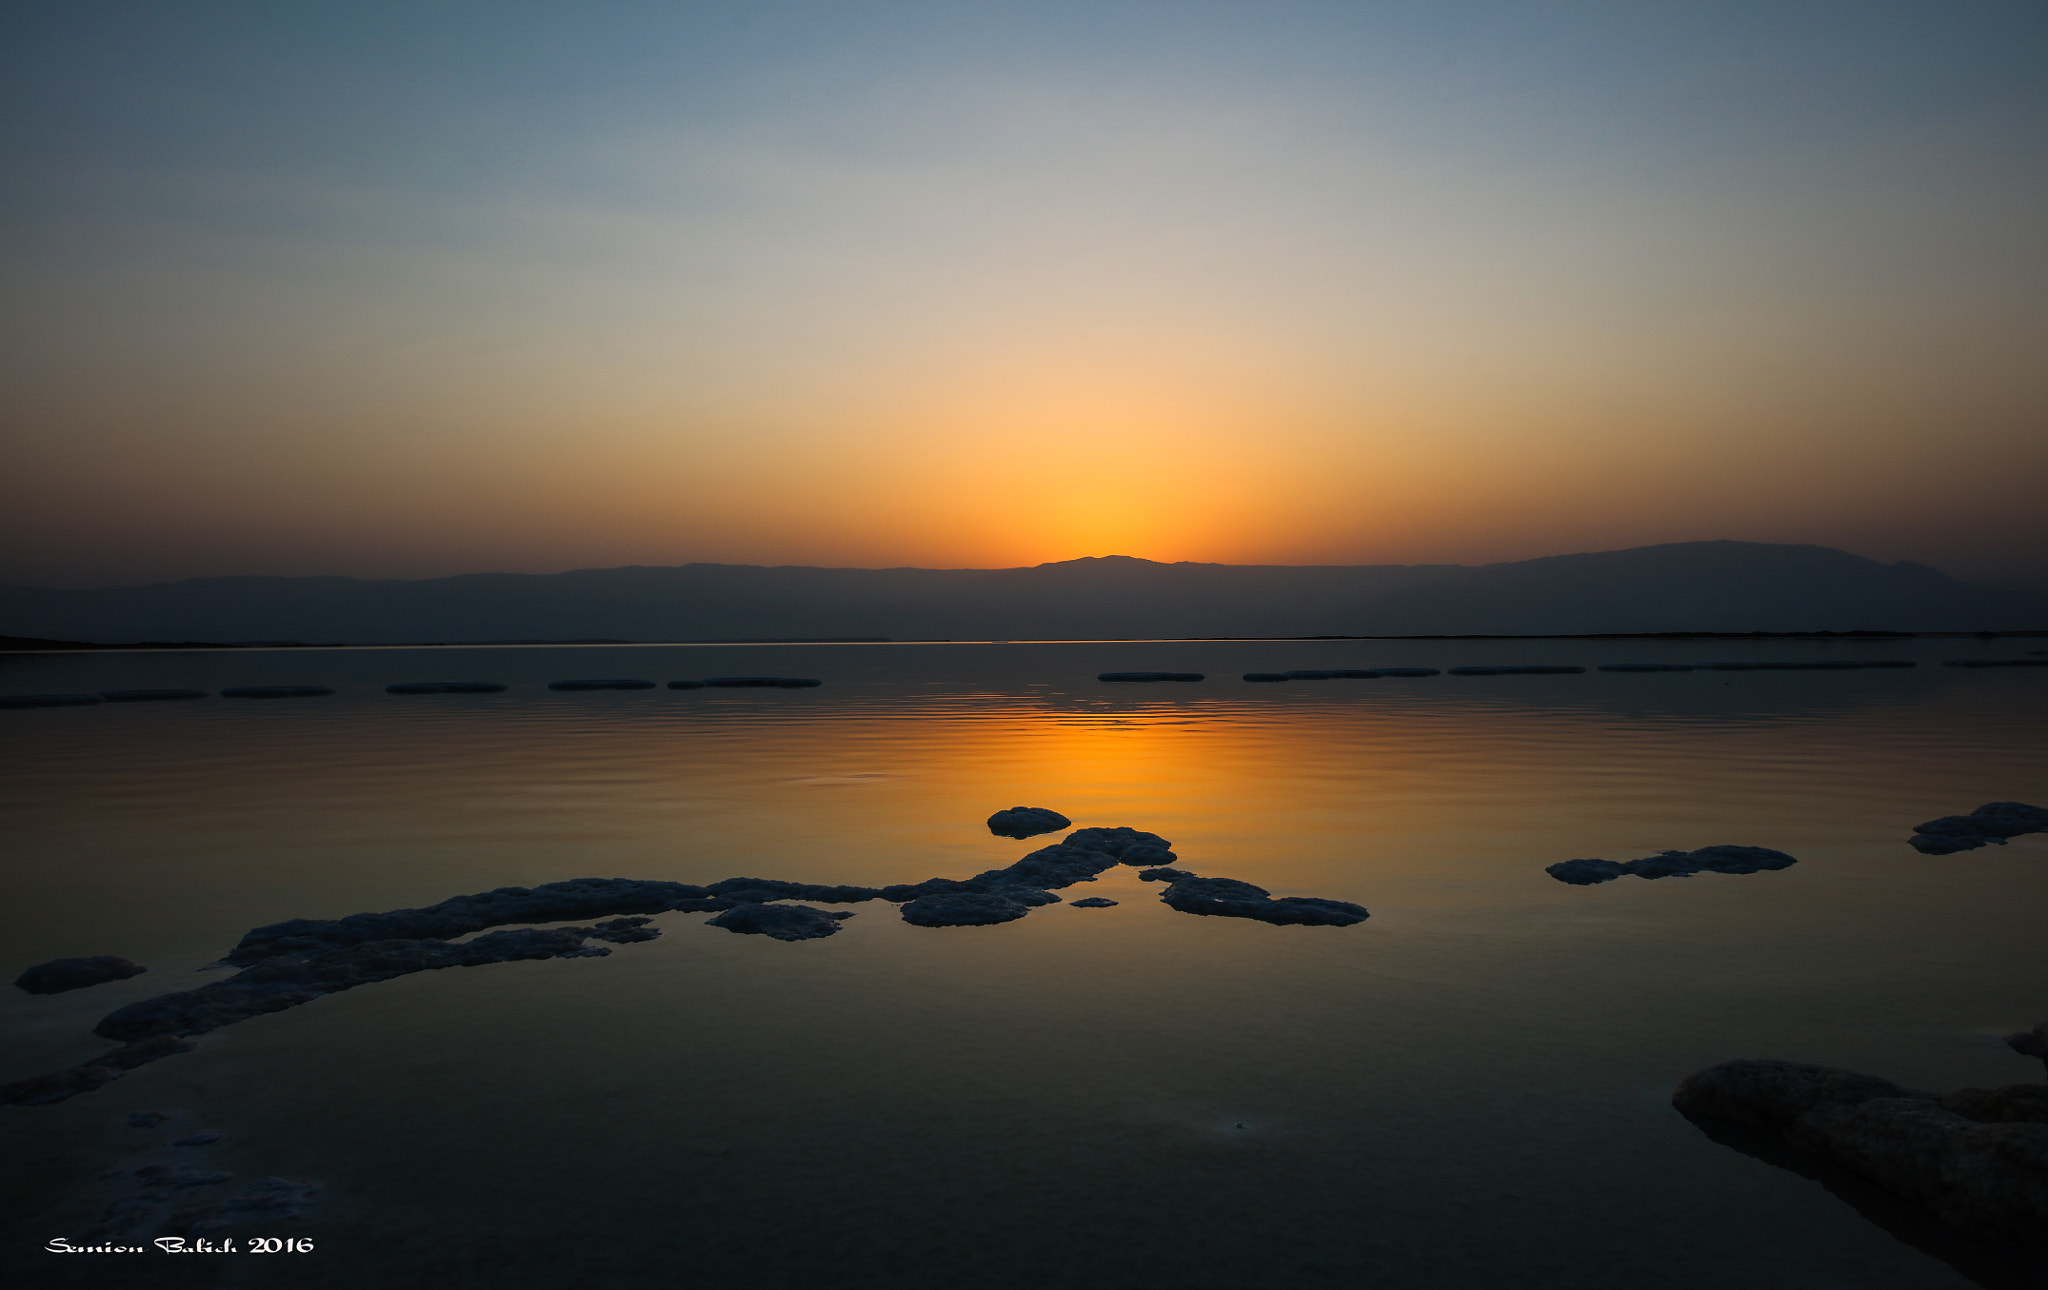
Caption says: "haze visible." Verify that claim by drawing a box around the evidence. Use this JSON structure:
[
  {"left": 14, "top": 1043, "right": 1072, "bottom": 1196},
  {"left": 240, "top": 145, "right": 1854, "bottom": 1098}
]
[{"left": 4, "top": 1, "right": 2045, "bottom": 588}]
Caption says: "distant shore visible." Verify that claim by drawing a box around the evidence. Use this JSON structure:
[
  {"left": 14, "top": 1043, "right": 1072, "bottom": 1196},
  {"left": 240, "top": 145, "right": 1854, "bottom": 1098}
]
[{"left": 6, "top": 629, "right": 2043, "bottom": 653}]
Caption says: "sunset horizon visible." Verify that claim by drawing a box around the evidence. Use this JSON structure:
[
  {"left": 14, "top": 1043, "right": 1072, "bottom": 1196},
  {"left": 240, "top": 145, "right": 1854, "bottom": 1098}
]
[
  {"left": 6, "top": 3, "right": 2045, "bottom": 591},
  {"left": 5, "top": 5, "right": 2045, "bottom": 1285}
]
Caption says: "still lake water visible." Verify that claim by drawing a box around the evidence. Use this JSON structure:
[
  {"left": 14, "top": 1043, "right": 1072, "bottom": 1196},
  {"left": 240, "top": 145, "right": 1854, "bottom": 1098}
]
[{"left": 2, "top": 638, "right": 2044, "bottom": 1289}]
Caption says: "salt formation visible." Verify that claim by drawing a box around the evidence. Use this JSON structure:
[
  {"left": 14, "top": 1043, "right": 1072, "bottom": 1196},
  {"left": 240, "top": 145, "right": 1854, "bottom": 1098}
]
[
  {"left": 1546, "top": 845, "right": 1797, "bottom": 885},
  {"left": 1063, "top": 826, "right": 1175, "bottom": 866},
  {"left": 3, "top": 820, "right": 1368, "bottom": 1104},
  {"left": 1673, "top": 1056, "right": 2048, "bottom": 1244},
  {"left": 1908, "top": 801, "right": 2048, "bottom": 855},
  {"left": 986, "top": 806, "right": 1071, "bottom": 838},
  {"left": 1157, "top": 876, "right": 1368, "bottom": 925},
  {"left": 14, "top": 955, "right": 146, "bottom": 995},
  {"left": 707, "top": 904, "right": 852, "bottom": 940}
]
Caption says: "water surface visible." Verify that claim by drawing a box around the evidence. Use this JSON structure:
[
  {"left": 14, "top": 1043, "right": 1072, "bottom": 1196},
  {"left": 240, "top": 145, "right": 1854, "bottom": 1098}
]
[{"left": 3, "top": 639, "right": 2044, "bottom": 1287}]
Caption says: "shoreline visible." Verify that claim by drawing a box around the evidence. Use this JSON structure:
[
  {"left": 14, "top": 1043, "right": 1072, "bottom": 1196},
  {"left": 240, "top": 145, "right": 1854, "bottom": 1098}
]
[{"left": 6, "top": 628, "right": 2047, "bottom": 655}]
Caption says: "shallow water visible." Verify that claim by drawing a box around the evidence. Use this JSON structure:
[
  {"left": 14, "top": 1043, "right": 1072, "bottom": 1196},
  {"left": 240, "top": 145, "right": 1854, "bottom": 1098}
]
[{"left": 3, "top": 638, "right": 2045, "bottom": 1288}]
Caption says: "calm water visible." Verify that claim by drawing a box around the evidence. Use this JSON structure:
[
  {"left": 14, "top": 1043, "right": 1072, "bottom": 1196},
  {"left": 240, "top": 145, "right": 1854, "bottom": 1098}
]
[{"left": 3, "top": 638, "right": 2045, "bottom": 1289}]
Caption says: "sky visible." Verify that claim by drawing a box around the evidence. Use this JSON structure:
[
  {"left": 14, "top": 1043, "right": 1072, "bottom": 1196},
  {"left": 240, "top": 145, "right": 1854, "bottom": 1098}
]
[{"left": 3, "top": 0, "right": 2045, "bottom": 587}]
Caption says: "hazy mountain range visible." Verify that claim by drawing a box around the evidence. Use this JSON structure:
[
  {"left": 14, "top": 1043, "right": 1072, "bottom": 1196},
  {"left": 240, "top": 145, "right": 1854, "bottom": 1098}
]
[{"left": 2, "top": 542, "right": 2040, "bottom": 646}]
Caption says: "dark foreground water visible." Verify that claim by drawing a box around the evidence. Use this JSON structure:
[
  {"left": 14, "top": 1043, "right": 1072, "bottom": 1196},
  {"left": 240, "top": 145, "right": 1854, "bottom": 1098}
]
[{"left": 2, "top": 638, "right": 2045, "bottom": 1289}]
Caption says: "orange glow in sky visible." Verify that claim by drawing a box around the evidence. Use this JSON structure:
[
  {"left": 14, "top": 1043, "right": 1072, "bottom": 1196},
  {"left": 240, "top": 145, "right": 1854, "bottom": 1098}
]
[{"left": 3, "top": 3, "right": 2044, "bottom": 585}]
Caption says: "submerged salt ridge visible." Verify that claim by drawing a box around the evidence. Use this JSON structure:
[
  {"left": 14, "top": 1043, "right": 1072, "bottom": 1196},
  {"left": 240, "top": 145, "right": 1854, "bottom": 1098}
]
[
  {"left": 1546, "top": 845, "right": 1800, "bottom": 885},
  {"left": 12, "top": 955, "right": 146, "bottom": 995},
  {"left": 1673, "top": 1051, "right": 2048, "bottom": 1245},
  {"left": 1, "top": 822, "right": 1368, "bottom": 1107},
  {"left": 1546, "top": 800, "right": 2048, "bottom": 883},
  {"left": 1907, "top": 802, "right": 2048, "bottom": 854},
  {"left": 27, "top": 646, "right": 2048, "bottom": 710}
]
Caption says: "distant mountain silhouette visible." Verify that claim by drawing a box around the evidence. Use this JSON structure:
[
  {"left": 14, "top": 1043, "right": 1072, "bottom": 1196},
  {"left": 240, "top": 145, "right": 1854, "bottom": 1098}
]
[
  {"left": 1354, "top": 541, "right": 2029, "bottom": 635},
  {"left": 0, "top": 543, "right": 2037, "bottom": 644}
]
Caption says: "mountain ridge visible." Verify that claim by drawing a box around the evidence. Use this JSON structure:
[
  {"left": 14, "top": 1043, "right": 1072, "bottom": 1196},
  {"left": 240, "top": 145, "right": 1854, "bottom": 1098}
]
[{"left": 1, "top": 542, "right": 2039, "bottom": 643}]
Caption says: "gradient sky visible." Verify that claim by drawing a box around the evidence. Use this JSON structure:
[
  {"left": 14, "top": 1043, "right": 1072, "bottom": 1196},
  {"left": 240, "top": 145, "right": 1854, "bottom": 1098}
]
[{"left": 4, "top": 0, "right": 2045, "bottom": 587}]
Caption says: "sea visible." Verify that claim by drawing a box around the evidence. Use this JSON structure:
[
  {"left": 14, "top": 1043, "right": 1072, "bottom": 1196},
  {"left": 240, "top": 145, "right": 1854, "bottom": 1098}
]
[{"left": 2, "top": 637, "right": 2044, "bottom": 1289}]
